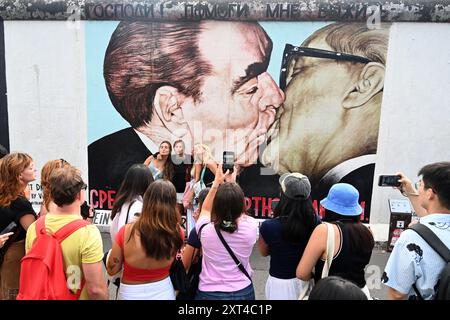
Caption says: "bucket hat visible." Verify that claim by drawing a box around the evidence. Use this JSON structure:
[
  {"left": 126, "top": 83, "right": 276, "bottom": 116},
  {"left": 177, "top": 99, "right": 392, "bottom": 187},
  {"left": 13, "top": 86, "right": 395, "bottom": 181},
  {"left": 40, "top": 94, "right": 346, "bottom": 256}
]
[{"left": 320, "top": 183, "right": 362, "bottom": 216}]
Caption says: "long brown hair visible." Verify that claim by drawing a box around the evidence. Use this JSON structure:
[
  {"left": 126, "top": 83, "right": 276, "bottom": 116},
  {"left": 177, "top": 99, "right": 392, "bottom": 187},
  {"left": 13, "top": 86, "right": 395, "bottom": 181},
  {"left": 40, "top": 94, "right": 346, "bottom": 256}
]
[
  {"left": 0, "top": 153, "right": 33, "bottom": 207},
  {"left": 41, "top": 159, "right": 71, "bottom": 211},
  {"left": 160, "top": 141, "right": 174, "bottom": 181},
  {"left": 130, "top": 180, "right": 183, "bottom": 260}
]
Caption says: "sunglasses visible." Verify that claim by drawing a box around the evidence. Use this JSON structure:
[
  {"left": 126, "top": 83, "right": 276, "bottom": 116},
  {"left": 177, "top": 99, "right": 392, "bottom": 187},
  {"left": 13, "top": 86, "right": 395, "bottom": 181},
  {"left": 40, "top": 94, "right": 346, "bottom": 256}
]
[{"left": 279, "top": 43, "right": 372, "bottom": 91}]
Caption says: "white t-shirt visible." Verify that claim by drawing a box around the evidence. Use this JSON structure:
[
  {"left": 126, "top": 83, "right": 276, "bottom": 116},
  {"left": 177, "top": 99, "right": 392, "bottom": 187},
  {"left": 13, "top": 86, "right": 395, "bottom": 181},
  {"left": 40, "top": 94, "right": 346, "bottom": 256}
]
[{"left": 110, "top": 196, "right": 143, "bottom": 243}]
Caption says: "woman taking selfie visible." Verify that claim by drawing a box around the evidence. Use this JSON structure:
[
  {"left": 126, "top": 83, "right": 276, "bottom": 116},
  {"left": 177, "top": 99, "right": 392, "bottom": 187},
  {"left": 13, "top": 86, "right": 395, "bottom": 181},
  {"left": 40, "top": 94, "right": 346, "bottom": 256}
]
[
  {"left": 195, "top": 164, "right": 258, "bottom": 300},
  {"left": 144, "top": 141, "right": 174, "bottom": 181}
]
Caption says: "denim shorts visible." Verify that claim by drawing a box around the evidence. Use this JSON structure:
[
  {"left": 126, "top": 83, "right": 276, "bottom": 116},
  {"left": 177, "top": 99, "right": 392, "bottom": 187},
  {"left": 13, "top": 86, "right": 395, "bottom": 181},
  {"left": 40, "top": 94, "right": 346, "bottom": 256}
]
[{"left": 195, "top": 283, "right": 255, "bottom": 300}]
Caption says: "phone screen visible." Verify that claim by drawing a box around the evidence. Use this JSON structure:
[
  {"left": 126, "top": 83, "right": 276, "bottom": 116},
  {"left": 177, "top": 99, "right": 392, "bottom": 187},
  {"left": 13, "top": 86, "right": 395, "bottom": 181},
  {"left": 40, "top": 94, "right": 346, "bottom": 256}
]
[
  {"left": 378, "top": 175, "right": 401, "bottom": 187},
  {"left": 223, "top": 151, "right": 235, "bottom": 173}
]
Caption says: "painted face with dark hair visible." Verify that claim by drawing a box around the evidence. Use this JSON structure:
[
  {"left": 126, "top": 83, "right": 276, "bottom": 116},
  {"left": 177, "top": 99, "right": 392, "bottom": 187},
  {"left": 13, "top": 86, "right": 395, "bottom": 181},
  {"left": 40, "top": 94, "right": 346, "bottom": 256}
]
[{"left": 181, "top": 22, "right": 285, "bottom": 167}]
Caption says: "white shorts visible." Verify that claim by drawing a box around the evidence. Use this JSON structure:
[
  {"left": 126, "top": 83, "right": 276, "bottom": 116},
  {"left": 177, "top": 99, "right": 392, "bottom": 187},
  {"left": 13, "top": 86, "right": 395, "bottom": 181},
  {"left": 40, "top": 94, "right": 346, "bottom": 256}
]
[
  {"left": 176, "top": 192, "right": 183, "bottom": 204},
  {"left": 265, "top": 275, "right": 307, "bottom": 300},
  {"left": 118, "top": 276, "right": 176, "bottom": 300}
]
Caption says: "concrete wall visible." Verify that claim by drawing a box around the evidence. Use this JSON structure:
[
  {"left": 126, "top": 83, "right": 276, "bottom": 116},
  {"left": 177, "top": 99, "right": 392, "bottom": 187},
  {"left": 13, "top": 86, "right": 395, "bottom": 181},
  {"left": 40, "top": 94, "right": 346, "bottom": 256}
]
[{"left": 370, "top": 22, "right": 450, "bottom": 241}]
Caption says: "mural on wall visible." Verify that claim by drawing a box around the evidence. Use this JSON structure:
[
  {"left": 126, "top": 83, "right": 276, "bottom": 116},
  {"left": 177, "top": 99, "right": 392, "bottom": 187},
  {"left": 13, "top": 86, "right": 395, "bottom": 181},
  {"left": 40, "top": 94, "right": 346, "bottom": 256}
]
[
  {"left": 87, "top": 20, "right": 390, "bottom": 223},
  {"left": 0, "top": 19, "right": 8, "bottom": 152}
]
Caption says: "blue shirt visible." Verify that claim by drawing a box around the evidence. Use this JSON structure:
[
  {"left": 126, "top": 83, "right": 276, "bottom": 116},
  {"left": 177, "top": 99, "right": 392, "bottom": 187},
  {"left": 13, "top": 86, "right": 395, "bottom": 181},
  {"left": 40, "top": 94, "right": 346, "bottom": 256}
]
[
  {"left": 382, "top": 213, "right": 450, "bottom": 299},
  {"left": 260, "top": 215, "right": 320, "bottom": 279}
]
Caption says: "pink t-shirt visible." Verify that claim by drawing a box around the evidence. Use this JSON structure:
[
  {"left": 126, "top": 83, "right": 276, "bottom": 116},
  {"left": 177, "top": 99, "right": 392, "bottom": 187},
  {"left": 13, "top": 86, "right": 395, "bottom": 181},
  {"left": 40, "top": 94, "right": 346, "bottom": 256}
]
[{"left": 196, "top": 214, "right": 258, "bottom": 292}]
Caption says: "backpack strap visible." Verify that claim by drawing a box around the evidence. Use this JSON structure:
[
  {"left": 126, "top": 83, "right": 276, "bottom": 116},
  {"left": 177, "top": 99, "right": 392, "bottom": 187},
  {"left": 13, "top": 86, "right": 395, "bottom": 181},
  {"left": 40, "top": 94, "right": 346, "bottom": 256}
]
[
  {"left": 35, "top": 216, "right": 46, "bottom": 238},
  {"left": 214, "top": 224, "right": 252, "bottom": 281},
  {"left": 54, "top": 219, "right": 90, "bottom": 242},
  {"left": 200, "top": 165, "right": 206, "bottom": 184},
  {"left": 124, "top": 200, "right": 137, "bottom": 225},
  {"left": 409, "top": 224, "right": 450, "bottom": 262},
  {"left": 408, "top": 223, "right": 450, "bottom": 300}
]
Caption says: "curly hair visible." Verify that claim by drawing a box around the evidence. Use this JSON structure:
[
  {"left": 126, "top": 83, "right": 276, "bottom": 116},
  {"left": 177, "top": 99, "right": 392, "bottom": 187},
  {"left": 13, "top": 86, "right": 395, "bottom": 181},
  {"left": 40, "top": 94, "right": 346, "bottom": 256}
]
[{"left": 0, "top": 153, "right": 33, "bottom": 206}]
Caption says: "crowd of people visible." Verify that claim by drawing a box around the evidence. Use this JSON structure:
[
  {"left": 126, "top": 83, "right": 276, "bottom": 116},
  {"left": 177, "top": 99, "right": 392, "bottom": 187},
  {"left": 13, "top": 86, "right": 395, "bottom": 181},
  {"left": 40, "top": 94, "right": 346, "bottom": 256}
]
[{"left": 0, "top": 143, "right": 449, "bottom": 300}]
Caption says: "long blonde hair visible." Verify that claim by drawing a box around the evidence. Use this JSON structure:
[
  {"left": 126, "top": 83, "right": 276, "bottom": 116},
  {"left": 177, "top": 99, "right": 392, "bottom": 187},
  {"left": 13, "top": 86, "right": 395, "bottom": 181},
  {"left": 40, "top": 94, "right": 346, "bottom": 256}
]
[
  {"left": 0, "top": 153, "right": 33, "bottom": 207},
  {"left": 40, "top": 159, "right": 71, "bottom": 211},
  {"left": 191, "top": 143, "right": 214, "bottom": 176}
]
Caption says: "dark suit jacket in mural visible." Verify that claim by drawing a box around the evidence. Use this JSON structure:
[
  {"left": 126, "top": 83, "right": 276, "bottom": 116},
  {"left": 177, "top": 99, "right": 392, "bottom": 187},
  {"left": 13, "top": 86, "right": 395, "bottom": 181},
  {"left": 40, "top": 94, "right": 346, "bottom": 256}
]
[
  {"left": 88, "top": 127, "right": 152, "bottom": 193},
  {"left": 312, "top": 162, "right": 375, "bottom": 223}
]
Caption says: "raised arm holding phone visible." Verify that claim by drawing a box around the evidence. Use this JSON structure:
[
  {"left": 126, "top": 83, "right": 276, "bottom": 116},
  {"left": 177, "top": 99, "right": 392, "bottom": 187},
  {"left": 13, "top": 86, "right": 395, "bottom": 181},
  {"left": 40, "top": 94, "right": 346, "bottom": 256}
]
[{"left": 195, "top": 163, "right": 258, "bottom": 300}]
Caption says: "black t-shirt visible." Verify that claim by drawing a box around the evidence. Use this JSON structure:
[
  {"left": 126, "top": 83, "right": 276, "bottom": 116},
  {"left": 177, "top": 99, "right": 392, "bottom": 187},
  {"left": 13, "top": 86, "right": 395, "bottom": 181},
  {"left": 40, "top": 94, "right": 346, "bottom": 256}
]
[
  {"left": 202, "top": 167, "right": 215, "bottom": 187},
  {"left": 171, "top": 154, "right": 193, "bottom": 193},
  {"left": 0, "top": 196, "right": 36, "bottom": 242},
  {"left": 187, "top": 223, "right": 208, "bottom": 249}
]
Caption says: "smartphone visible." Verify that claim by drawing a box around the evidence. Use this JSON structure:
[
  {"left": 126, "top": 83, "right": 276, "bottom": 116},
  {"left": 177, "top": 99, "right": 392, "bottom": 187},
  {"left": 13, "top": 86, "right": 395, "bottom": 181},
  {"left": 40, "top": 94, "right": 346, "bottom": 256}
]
[
  {"left": 0, "top": 221, "right": 17, "bottom": 235},
  {"left": 222, "top": 151, "right": 235, "bottom": 173},
  {"left": 378, "top": 175, "right": 401, "bottom": 187}
]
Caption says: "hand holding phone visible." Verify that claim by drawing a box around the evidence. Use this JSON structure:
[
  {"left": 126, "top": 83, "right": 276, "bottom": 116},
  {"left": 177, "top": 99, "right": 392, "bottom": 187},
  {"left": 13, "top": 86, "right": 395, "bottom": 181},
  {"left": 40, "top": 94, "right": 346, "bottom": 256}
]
[
  {"left": 378, "top": 175, "right": 401, "bottom": 187},
  {"left": 223, "top": 151, "right": 235, "bottom": 174},
  {"left": 0, "top": 232, "right": 14, "bottom": 247},
  {"left": 0, "top": 221, "right": 17, "bottom": 235}
]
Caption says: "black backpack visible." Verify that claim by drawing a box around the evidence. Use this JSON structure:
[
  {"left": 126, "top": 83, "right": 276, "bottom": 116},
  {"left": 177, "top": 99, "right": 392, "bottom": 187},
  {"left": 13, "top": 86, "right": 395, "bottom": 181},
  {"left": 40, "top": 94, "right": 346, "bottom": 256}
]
[
  {"left": 409, "top": 223, "right": 450, "bottom": 300},
  {"left": 176, "top": 223, "right": 207, "bottom": 300}
]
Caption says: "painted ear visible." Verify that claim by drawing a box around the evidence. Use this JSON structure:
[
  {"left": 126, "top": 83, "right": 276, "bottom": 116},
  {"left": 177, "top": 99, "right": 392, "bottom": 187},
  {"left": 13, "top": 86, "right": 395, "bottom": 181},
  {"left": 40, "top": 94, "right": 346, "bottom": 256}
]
[
  {"left": 153, "top": 86, "right": 190, "bottom": 137},
  {"left": 342, "top": 62, "right": 385, "bottom": 109}
]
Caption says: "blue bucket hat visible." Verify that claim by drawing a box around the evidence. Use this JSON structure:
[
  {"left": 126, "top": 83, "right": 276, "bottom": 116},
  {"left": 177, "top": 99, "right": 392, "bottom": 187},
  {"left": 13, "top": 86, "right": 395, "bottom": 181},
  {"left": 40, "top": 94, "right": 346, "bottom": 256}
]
[{"left": 320, "top": 183, "right": 362, "bottom": 216}]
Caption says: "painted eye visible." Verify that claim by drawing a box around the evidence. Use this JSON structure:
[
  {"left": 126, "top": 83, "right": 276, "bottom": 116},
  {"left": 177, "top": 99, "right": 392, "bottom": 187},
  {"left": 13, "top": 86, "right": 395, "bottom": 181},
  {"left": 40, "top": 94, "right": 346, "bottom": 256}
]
[
  {"left": 246, "top": 86, "right": 258, "bottom": 95},
  {"left": 291, "top": 67, "right": 305, "bottom": 77}
]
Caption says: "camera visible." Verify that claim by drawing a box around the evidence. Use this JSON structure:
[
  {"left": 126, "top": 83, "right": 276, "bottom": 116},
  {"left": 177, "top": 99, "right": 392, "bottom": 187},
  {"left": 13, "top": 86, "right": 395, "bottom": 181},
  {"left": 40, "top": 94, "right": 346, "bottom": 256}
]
[
  {"left": 378, "top": 175, "right": 401, "bottom": 187},
  {"left": 222, "top": 151, "right": 235, "bottom": 173}
]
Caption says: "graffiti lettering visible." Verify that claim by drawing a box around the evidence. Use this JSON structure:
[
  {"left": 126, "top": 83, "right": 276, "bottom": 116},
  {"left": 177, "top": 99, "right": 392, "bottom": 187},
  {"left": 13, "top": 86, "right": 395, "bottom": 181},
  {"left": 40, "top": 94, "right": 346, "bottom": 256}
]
[
  {"left": 0, "top": 1, "right": 449, "bottom": 22},
  {"left": 318, "top": 2, "right": 368, "bottom": 21},
  {"left": 244, "top": 197, "right": 279, "bottom": 218},
  {"left": 90, "top": 189, "right": 116, "bottom": 210},
  {"left": 183, "top": 3, "right": 249, "bottom": 20},
  {"left": 266, "top": 4, "right": 301, "bottom": 19},
  {"left": 87, "top": 4, "right": 155, "bottom": 20}
]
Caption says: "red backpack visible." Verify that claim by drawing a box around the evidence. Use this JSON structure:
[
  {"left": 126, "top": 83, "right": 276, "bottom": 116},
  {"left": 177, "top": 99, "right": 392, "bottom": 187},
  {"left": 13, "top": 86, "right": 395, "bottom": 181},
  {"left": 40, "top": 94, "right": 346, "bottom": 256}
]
[{"left": 17, "top": 216, "right": 90, "bottom": 300}]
